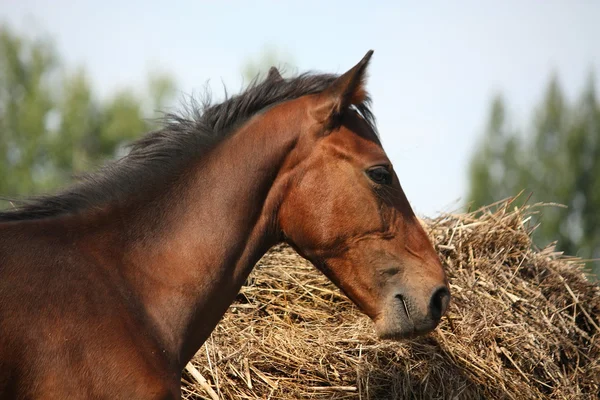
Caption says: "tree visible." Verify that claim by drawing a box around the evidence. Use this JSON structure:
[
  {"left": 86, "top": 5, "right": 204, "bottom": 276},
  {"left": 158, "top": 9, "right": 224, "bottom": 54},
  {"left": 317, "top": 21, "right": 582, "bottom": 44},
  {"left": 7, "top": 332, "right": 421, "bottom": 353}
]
[
  {"left": 0, "top": 28, "right": 56, "bottom": 195},
  {"left": 0, "top": 26, "right": 177, "bottom": 207},
  {"left": 467, "top": 74, "right": 600, "bottom": 278},
  {"left": 468, "top": 95, "right": 527, "bottom": 207}
]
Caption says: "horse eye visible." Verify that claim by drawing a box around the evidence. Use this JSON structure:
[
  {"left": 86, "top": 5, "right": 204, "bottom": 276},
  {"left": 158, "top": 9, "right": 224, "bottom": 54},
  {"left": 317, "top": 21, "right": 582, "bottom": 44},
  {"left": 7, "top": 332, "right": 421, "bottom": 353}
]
[{"left": 367, "top": 166, "right": 392, "bottom": 185}]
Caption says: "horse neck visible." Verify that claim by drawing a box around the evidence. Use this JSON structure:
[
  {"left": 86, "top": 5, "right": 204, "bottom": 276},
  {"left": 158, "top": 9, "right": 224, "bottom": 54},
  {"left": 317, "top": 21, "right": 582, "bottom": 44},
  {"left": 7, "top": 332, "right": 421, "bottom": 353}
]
[{"left": 105, "top": 107, "right": 303, "bottom": 367}]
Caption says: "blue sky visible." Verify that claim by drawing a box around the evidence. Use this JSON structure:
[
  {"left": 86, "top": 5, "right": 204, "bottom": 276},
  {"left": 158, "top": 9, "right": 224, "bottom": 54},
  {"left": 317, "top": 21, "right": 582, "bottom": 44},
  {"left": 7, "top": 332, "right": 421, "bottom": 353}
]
[{"left": 2, "top": 1, "right": 599, "bottom": 216}]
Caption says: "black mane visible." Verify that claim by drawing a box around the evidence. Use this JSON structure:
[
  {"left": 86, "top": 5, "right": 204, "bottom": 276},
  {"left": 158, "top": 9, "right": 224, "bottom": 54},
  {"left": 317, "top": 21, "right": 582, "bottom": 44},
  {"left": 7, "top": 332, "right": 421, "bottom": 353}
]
[{"left": 0, "top": 72, "right": 376, "bottom": 222}]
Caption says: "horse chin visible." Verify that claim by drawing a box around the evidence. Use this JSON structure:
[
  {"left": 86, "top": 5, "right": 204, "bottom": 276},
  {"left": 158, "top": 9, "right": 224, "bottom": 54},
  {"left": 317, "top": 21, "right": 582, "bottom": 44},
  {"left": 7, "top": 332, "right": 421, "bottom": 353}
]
[{"left": 373, "top": 318, "right": 434, "bottom": 341}]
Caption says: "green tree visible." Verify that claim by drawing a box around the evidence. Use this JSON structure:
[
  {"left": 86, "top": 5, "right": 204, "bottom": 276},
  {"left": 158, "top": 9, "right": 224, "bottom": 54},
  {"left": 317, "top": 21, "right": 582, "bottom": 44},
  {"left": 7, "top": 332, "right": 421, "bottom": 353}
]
[
  {"left": 468, "top": 95, "right": 527, "bottom": 207},
  {"left": 0, "top": 26, "right": 177, "bottom": 206},
  {"left": 0, "top": 28, "right": 56, "bottom": 194},
  {"left": 467, "top": 74, "right": 600, "bottom": 278}
]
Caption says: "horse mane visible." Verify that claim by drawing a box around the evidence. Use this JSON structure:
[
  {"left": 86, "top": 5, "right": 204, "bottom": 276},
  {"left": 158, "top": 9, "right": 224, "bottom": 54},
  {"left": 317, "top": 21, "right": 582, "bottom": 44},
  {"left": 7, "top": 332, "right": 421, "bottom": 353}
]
[{"left": 0, "top": 72, "right": 376, "bottom": 222}]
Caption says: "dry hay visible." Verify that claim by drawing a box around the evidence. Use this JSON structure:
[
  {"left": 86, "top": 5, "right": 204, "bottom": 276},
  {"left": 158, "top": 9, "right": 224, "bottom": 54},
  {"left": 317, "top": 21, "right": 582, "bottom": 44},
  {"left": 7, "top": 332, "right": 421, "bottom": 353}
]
[{"left": 182, "top": 199, "right": 600, "bottom": 399}]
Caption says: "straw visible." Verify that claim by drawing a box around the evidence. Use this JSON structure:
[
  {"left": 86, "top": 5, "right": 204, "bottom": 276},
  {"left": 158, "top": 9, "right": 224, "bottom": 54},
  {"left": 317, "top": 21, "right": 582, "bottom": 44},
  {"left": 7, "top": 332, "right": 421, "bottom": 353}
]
[{"left": 182, "top": 198, "right": 599, "bottom": 399}]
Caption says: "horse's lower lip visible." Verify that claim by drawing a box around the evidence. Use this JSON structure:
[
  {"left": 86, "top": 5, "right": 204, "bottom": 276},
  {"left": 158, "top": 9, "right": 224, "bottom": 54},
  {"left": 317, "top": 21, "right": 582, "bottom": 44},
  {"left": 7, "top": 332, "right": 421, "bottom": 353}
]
[
  {"left": 374, "top": 305, "right": 439, "bottom": 341},
  {"left": 378, "top": 331, "right": 414, "bottom": 341},
  {"left": 374, "top": 317, "right": 414, "bottom": 341},
  {"left": 377, "top": 325, "right": 435, "bottom": 341}
]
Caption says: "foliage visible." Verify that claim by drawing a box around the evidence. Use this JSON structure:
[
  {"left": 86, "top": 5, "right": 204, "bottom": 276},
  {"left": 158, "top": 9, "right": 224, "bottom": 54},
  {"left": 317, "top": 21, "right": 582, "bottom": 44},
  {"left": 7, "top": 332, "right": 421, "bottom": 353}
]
[
  {"left": 468, "top": 74, "right": 600, "bottom": 277},
  {"left": 0, "top": 26, "right": 176, "bottom": 203}
]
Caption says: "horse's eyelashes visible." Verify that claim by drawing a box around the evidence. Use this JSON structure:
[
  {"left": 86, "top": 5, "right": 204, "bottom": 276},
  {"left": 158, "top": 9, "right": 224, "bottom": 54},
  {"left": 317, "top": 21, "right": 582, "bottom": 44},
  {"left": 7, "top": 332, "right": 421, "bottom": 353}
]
[{"left": 367, "top": 166, "right": 392, "bottom": 185}]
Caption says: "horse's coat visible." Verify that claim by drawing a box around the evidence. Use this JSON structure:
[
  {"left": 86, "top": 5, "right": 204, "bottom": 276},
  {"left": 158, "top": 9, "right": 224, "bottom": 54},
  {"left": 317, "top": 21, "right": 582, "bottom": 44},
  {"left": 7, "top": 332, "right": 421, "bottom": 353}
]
[{"left": 0, "top": 51, "right": 449, "bottom": 399}]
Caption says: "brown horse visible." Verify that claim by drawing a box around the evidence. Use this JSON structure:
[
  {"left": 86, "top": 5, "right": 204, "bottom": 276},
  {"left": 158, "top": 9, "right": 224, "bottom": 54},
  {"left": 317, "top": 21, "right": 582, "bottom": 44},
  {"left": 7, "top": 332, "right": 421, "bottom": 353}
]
[{"left": 0, "top": 51, "right": 449, "bottom": 399}]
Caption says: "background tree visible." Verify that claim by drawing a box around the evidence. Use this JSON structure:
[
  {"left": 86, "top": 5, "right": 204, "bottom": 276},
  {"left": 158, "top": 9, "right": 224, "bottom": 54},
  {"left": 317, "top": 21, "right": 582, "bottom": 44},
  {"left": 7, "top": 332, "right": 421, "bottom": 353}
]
[
  {"left": 0, "top": 26, "right": 177, "bottom": 207},
  {"left": 0, "top": 28, "right": 56, "bottom": 194},
  {"left": 0, "top": 29, "right": 290, "bottom": 211},
  {"left": 467, "top": 74, "right": 600, "bottom": 278}
]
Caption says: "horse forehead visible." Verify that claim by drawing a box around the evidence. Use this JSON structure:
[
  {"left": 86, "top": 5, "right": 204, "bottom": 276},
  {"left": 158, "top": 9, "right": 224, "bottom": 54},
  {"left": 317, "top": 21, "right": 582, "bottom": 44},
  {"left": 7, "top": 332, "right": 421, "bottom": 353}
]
[{"left": 328, "top": 122, "right": 385, "bottom": 159}]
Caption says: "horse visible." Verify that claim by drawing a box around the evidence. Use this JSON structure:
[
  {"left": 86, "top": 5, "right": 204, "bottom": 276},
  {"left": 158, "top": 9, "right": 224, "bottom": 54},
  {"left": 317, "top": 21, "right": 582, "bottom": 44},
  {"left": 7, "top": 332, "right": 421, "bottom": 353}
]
[{"left": 0, "top": 51, "right": 450, "bottom": 399}]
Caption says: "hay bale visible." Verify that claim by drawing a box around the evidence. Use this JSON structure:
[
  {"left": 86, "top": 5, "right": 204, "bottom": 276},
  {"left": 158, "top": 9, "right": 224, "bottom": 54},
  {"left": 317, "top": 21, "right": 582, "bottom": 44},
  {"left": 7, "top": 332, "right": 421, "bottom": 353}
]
[{"left": 183, "top": 200, "right": 600, "bottom": 399}]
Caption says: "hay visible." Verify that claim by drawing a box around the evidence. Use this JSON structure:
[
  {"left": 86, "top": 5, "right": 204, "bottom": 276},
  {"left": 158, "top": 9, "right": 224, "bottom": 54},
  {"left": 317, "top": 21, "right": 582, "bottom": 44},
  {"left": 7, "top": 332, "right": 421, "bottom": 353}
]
[{"left": 183, "top": 199, "right": 600, "bottom": 399}]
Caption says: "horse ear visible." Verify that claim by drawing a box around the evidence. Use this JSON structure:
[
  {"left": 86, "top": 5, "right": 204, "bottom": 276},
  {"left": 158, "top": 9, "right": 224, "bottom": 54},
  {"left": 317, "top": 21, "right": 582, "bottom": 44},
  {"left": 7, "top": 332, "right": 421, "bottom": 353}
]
[
  {"left": 311, "top": 50, "right": 373, "bottom": 127},
  {"left": 267, "top": 66, "right": 283, "bottom": 82}
]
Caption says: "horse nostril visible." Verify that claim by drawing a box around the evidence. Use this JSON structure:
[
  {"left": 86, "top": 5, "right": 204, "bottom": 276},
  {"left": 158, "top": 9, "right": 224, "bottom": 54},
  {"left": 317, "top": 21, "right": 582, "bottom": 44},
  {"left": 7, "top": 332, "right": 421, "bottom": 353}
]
[
  {"left": 395, "top": 293, "right": 411, "bottom": 320},
  {"left": 430, "top": 287, "right": 450, "bottom": 321}
]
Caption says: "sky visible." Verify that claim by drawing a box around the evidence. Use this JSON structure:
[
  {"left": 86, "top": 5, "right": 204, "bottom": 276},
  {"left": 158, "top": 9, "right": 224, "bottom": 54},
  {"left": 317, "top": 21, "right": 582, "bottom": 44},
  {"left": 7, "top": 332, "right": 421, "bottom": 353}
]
[{"left": 2, "top": 1, "right": 599, "bottom": 216}]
